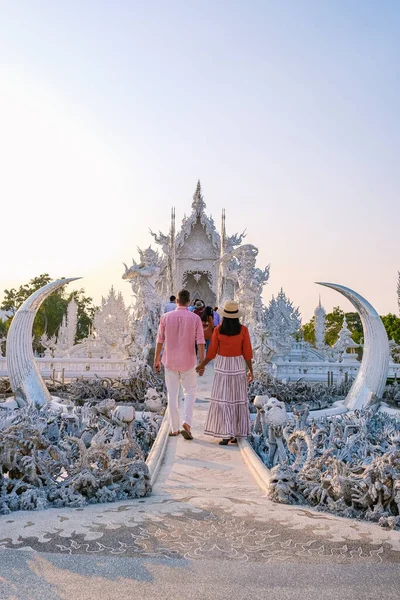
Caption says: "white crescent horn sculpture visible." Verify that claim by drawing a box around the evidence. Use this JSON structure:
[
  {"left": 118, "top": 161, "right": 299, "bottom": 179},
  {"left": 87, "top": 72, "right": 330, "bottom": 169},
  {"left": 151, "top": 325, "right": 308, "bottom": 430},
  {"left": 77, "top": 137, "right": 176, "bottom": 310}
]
[
  {"left": 316, "top": 282, "right": 389, "bottom": 410},
  {"left": 6, "top": 278, "right": 81, "bottom": 409}
]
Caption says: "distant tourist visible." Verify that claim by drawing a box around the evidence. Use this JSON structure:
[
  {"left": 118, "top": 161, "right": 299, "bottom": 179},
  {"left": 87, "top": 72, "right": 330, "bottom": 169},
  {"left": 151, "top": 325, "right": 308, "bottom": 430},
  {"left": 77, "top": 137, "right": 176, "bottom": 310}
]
[
  {"left": 201, "top": 306, "right": 215, "bottom": 353},
  {"left": 164, "top": 295, "right": 177, "bottom": 313},
  {"left": 213, "top": 306, "right": 221, "bottom": 327},
  {"left": 196, "top": 300, "right": 253, "bottom": 445},
  {"left": 154, "top": 289, "right": 205, "bottom": 440},
  {"left": 193, "top": 299, "right": 205, "bottom": 318}
]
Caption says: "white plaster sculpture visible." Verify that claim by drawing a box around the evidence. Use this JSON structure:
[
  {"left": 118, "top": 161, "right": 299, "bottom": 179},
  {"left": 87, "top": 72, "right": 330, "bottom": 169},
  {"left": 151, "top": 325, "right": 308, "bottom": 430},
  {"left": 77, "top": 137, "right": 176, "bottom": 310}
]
[
  {"left": 218, "top": 209, "right": 246, "bottom": 305},
  {"left": 54, "top": 298, "right": 78, "bottom": 357},
  {"left": 6, "top": 278, "right": 80, "bottom": 409},
  {"left": 389, "top": 339, "right": 400, "bottom": 364},
  {"left": 232, "top": 244, "right": 270, "bottom": 329},
  {"left": 262, "top": 397, "right": 288, "bottom": 467},
  {"left": 93, "top": 287, "right": 132, "bottom": 358},
  {"left": 251, "top": 322, "right": 277, "bottom": 382},
  {"left": 263, "top": 289, "right": 301, "bottom": 357},
  {"left": 317, "top": 283, "right": 390, "bottom": 410},
  {"left": 149, "top": 217, "right": 174, "bottom": 298},
  {"left": 314, "top": 296, "right": 327, "bottom": 352},
  {"left": 251, "top": 289, "right": 300, "bottom": 382},
  {"left": 252, "top": 408, "right": 400, "bottom": 529},
  {"left": 332, "top": 315, "right": 359, "bottom": 362},
  {"left": 40, "top": 333, "right": 57, "bottom": 357},
  {"left": 252, "top": 394, "right": 268, "bottom": 433},
  {"left": 144, "top": 387, "right": 163, "bottom": 413},
  {"left": 1, "top": 280, "right": 163, "bottom": 513},
  {"left": 123, "top": 247, "right": 162, "bottom": 307},
  {"left": 122, "top": 247, "right": 163, "bottom": 359}
]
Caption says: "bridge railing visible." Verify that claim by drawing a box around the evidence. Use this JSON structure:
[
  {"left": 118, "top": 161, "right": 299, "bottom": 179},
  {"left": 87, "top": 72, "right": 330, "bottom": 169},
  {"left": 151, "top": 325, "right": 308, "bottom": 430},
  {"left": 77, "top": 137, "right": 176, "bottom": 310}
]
[
  {"left": 0, "top": 356, "right": 129, "bottom": 381},
  {"left": 0, "top": 356, "right": 398, "bottom": 383}
]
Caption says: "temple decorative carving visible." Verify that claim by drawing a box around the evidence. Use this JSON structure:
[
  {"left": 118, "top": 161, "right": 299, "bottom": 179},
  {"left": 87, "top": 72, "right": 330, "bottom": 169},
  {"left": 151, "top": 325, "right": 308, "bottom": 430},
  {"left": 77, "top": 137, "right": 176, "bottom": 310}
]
[
  {"left": 144, "top": 181, "right": 266, "bottom": 310},
  {"left": 120, "top": 181, "right": 270, "bottom": 358}
]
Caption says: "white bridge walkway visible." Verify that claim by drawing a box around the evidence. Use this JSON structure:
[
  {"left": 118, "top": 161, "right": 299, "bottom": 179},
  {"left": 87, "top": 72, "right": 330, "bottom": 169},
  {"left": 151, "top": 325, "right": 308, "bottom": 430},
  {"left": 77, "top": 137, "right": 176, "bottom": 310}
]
[{"left": 1, "top": 367, "right": 400, "bottom": 600}]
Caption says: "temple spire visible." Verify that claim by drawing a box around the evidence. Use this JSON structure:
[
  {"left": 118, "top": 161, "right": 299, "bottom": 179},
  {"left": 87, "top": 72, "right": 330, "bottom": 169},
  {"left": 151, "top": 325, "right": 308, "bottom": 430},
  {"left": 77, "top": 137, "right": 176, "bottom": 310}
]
[
  {"left": 191, "top": 180, "right": 206, "bottom": 214},
  {"left": 221, "top": 208, "right": 226, "bottom": 253},
  {"left": 169, "top": 206, "right": 175, "bottom": 241},
  {"left": 168, "top": 207, "right": 176, "bottom": 294}
]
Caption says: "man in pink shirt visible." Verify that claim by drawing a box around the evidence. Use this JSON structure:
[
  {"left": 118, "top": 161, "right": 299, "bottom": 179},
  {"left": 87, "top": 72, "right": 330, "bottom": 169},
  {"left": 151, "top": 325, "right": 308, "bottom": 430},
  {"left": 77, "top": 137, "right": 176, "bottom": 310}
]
[{"left": 154, "top": 289, "right": 205, "bottom": 439}]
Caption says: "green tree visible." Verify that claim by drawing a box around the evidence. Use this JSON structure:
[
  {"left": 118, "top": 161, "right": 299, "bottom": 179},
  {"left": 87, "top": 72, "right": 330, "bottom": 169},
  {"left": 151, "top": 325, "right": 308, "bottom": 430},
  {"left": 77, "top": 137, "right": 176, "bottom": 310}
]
[
  {"left": 1, "top": 274, "right": 96, "bottom": 351},
  {"left": 0, "top": 319, "right": 7, "bottom": 355},
  {"left": 342, "top": 312, "right": 363, "bottom": 344},
  {"left": 381, "top": 313, "right": 400, "bottom": 344},
  {"left": 301, "top": 316, "right": 315, "bottom": 345},
  {"left": 67, "top": 289, "right": 97, "bottom": 340},
  {"left": 302, "top": 308, "right": 400, "bottom": 350},
  {"left": 302, "top": 307, "right": 362, "bottom": 347},
  {"left": 325, "top": 306, "right": 344, "bottom": 346}
]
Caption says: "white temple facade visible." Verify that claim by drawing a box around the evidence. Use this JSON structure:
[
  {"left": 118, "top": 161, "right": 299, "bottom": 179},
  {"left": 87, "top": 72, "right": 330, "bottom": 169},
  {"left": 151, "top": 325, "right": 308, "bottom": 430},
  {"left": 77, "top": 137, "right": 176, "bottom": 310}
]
[
  {"left": 2, "top": 182, "right": 398, "bottom": 384},
  {"left": 120, "top": 181, "right": 270, "bottom": 358},
  {"left": 149, "top": 181, "right": 248, "bottom": 307}
]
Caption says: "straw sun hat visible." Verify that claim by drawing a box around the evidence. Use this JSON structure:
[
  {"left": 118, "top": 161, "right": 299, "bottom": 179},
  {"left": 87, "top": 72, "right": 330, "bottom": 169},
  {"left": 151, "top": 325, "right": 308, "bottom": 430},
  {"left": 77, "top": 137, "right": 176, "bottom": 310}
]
[{"left": 217, "top": 300, "right": 243, "bottom": 319}]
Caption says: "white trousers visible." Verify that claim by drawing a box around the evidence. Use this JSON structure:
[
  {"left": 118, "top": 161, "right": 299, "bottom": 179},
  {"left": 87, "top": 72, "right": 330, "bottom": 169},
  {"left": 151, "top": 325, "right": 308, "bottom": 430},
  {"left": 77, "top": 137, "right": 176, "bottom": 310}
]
[{"left": 164, "top": 366, "right": 197, "bottom": 432}]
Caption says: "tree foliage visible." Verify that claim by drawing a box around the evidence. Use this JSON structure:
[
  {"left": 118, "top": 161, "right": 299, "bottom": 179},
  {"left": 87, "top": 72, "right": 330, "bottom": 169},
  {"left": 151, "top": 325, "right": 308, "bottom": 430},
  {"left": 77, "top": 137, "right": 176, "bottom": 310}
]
[
  {"left": 381, "top": 313, "right": 400, "bottom": 344},
  {"left": 301, "top": 316, "right": 315, "bottom": 345},
  {"left": 302, "top": 307, "right": 400, "bottom": 348},
  {"left": 0, "top": 274, "right": 96, "bottom": 352}
]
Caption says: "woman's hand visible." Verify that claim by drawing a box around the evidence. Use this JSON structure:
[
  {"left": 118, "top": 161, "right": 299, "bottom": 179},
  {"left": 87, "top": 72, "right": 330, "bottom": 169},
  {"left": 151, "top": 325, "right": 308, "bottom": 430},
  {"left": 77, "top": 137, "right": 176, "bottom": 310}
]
[
  {"left": 196, "top": 364, "right": 205, "bottom": 376},
  {"left": 247, "top": 371, "right": 254, "bottom": 383}
]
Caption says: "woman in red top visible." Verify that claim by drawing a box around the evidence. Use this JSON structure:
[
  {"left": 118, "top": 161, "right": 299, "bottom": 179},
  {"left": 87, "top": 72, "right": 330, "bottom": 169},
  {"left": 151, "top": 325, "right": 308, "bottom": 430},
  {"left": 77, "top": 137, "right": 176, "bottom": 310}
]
[{"left": 196, "top": 300, "right": 253, "bottom": 445}]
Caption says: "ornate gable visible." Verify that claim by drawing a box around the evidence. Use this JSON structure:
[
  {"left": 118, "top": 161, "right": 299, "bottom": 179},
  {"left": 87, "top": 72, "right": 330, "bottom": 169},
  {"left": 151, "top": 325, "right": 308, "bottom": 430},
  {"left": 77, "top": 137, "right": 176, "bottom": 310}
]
[{"left": 175, "top": 181, "right": 221, "bottom": 255}]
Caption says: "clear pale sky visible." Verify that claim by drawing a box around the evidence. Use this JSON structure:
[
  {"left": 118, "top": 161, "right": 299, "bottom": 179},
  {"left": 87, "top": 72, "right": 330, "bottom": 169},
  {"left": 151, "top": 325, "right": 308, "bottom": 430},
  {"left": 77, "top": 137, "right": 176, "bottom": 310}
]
[{"left": 0, "top": 1, "right": 399, "bottom": 322}]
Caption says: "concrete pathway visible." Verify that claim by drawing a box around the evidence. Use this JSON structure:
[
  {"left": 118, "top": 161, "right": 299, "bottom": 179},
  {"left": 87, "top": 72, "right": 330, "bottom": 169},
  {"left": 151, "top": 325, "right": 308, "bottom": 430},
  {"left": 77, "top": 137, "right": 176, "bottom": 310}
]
[{"left": 1, "top": 367, "right": 400, "bottom": 600}]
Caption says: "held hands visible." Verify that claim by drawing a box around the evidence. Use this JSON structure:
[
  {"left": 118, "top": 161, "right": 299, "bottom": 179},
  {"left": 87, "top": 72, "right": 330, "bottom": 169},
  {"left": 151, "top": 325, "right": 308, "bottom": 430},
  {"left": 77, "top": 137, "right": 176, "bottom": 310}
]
[{"left": 196, "top": 364, "right": 205, "bottom": 377}]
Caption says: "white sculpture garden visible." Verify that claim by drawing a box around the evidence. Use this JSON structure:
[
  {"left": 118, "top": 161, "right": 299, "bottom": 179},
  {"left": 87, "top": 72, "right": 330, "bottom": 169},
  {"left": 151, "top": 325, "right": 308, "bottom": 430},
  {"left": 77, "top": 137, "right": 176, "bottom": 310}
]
[{"left": 0, "top": 182, "right": 400, "bottom": 530}]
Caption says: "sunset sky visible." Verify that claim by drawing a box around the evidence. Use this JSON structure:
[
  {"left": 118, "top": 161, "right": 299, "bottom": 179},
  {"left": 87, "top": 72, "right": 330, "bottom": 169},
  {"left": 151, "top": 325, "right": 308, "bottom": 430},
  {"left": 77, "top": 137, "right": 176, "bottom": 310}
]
[{"left": 0, "top": 1, "right": 399, "bottom": 322}]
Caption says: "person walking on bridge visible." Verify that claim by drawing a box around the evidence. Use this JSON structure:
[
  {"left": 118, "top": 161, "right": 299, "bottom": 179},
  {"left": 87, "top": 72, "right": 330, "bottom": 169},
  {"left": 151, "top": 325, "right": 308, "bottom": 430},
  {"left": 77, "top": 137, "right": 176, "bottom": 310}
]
[
  {"left": 154, "top": 289, "right": 205, "bottom": 440},
  {"left": 196, "top": 300, "right": 253, "bottom": 444},
  {"left": 164, "top": 295, "right": 177, "bottom": 313}
]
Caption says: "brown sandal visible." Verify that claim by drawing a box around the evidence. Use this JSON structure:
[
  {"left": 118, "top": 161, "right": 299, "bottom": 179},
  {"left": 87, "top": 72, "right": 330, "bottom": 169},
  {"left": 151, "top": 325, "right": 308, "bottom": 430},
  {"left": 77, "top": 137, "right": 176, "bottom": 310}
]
[
  {"left": 180, "top": 428, "right": 193, "bottom": 440},
  {"left": 169, "top": 431, "right": 180, "bottom": 436},
  {"left": 180, "top": 423, "right": 193, "bottom": 440}
]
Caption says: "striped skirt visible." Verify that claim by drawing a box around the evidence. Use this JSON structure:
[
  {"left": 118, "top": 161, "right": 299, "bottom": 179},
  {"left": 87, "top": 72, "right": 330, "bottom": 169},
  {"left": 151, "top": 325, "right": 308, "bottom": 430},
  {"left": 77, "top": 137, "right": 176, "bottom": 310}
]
[{"left": 204, "top": 355, "right": 251, "bottom": 439}]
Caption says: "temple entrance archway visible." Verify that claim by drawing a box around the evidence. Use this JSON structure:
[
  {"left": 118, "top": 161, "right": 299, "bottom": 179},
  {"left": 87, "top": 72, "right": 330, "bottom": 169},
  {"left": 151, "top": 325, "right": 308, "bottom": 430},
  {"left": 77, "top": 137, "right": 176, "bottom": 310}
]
[{"left": 183, "top": 270, "right": 216, "bottom": 307}]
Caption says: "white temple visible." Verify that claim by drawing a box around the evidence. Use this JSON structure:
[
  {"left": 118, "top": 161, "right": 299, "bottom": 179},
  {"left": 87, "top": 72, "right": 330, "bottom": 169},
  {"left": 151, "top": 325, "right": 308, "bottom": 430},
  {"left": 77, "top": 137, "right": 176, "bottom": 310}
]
[
  {"left": 149, "top": 180, "right": 250, "bottom": 307},
  {"left": 119, "top": 181, "right": 270, "bottom": 358},
  {"left": 1, "top": 182, "right": 398, "bottom": 383}
]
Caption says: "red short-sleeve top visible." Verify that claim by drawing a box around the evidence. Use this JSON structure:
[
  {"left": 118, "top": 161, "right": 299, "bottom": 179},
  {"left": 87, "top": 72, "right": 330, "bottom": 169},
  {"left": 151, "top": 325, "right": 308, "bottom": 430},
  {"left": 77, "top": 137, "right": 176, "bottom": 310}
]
[{"left": 207, "top": 324, "right": 253, "bottom": 361}]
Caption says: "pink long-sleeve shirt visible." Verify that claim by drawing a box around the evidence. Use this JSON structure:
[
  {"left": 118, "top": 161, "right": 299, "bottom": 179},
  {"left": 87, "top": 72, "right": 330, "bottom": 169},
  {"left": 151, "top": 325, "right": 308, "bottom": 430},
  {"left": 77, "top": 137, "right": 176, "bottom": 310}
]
[{"left": 156, "top": 306, "right": 205, "bottom": 371}]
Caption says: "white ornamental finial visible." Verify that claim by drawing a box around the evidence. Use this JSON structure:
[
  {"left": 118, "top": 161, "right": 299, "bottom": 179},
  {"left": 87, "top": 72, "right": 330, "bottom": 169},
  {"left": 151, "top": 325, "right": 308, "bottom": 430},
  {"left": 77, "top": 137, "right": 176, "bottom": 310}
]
[
  {"left": 191, "top": 180, "right": 206, "bottom": 214},
  {"left": 314, "top": 295, "right": 326, "bottom": 350}
]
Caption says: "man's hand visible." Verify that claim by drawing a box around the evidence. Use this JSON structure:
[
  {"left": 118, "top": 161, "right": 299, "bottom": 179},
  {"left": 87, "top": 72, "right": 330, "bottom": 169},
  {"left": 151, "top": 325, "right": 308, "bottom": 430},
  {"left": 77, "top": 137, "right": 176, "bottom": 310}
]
[
  {"left": 154, "top": 360, "right": 161, "bottom": 373},
  {"left": 196, "top": 364, "right": 205, "bottom": 377}
]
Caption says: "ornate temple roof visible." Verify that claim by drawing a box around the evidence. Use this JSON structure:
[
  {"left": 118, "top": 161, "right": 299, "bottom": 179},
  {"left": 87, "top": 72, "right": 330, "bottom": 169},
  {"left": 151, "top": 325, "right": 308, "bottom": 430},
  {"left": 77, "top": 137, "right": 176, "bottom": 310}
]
[
  {"left": 191, "top": 180, "right": 207, "bottom": 214},
  {"left": 175, "top": 180, "right": 221, "bottom": 252}
]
